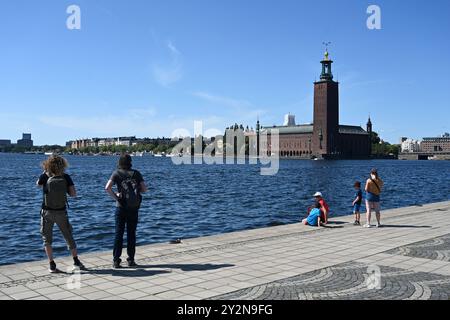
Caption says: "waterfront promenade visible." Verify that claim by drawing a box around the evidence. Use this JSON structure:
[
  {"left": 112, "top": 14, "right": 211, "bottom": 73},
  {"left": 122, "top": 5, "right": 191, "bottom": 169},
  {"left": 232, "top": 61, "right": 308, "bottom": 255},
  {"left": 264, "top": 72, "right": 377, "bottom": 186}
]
[{"left": 1, "top": 201, "right": 450, "bottom": 300}]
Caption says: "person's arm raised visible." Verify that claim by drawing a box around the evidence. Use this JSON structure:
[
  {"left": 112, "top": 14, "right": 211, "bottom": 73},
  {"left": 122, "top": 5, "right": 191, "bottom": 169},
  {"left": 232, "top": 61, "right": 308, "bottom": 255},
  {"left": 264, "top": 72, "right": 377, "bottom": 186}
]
[{"left": 36, "top": 172, "right": 48, "bottom": 188}]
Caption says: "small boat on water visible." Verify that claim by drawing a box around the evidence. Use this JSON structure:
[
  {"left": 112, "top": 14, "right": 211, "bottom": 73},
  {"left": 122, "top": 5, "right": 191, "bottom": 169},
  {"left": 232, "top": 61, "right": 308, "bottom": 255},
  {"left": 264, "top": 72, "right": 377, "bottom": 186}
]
[{"left": 130, "top": 152, "right": 144, "bottom": 157}]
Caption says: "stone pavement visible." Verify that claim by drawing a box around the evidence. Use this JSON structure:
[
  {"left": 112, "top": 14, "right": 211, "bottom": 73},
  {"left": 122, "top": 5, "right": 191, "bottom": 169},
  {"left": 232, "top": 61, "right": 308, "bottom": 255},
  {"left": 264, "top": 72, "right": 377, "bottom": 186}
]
[{"left": 1, "top": 201, "right": 449, "bottom": 300}]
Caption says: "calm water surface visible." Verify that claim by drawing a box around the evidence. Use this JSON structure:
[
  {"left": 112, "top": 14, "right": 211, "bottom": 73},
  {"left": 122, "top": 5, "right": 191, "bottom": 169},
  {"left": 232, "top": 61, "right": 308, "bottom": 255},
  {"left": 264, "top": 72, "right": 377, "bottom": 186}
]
[{"left": 0, "top": 153, "right": 449, "bottom": 265}]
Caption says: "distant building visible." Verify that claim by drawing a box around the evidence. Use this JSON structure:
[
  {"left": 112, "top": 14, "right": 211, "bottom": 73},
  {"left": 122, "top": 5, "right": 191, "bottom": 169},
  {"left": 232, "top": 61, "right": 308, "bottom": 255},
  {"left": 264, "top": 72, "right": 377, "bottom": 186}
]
[
  {"left": 69, "top": 136, "right": 137, "bottom": 149},
  {"left": 70, "top": 139, "right": 90, "bottom": 150},
  {"left": 259, "top": 50, "right": 371, "bottom": 159},
  {"left": 421, "top": 133, "right": 450, "bottom": 153},
  {"left": 401, "top": 138, "right": 421, "bottom": 153},
  {"left": 17, "top": 133, "right": 33, "bottom": 148},
  {"left": 0, "top": 139, "right": 11, "bottom": 147},
  {"left": 283, "top": 114, "right": 296, "bottom": 127}
]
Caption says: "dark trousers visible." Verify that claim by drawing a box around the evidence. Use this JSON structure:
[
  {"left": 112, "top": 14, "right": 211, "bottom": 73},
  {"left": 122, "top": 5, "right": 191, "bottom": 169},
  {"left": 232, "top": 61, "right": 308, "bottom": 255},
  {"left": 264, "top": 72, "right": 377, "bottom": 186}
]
[{"left": 113, "top": 207, "right": 139, "bottom": 262}]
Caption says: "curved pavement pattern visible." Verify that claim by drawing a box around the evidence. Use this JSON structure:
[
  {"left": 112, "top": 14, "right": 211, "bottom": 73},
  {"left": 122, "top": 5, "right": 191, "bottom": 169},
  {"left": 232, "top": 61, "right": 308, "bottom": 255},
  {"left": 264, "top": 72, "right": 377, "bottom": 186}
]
[
  {"left": 1, "top": 201, "right": 450, "bottom": 300},
  {"left": 211, "top": 262, "right": 450, "bottom": 300}
]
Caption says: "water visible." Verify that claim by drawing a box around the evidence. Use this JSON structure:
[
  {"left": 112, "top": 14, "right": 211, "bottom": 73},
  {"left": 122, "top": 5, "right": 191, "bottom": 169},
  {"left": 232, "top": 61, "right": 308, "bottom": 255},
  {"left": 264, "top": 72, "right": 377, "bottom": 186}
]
[{"left": 0, "top": 153, "right": 449, "bottom": 265}]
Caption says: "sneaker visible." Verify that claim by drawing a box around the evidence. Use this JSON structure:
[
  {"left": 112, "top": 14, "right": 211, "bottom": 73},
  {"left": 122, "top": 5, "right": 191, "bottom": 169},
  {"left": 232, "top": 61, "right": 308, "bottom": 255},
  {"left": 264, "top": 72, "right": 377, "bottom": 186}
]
[
  {"left": 353, "top": 221, "right": 360, "bottom": 226},
  {"left": 73, "top": 257, "right": 87, "bottom": 271},
  {"left": 49, "top": 260, "right": 57, "bottom": 273},
  {"left": 363, "top": 224, "right": 372, "bottom": 228},
  {"left": 127, "top": 259, "right": 138, "bottom": 267},
  {"left": 376, "top": 223, "right": 382, "bottom": 228},
  {"left": 113, "top": 259, "right": 122, "bottom": 269}
]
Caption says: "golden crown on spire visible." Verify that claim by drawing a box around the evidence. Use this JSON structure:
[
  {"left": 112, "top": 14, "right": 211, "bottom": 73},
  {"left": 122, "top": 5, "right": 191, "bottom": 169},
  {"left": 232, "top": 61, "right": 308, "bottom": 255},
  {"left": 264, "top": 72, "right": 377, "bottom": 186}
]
[{"left": 322, "top": 41, "right": 331, "bottom": 61}]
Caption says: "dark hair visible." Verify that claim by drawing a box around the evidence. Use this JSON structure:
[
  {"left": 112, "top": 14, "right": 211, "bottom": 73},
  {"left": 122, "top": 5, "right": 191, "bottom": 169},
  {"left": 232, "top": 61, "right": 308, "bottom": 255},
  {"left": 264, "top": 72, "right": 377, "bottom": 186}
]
[
  {"left": 354, "top": 181, "right": 361, "bottom": 188},
  {"left": 370, "top": 168, "right": 379, "bottom": 179},
  {"left": 315, "top": 202, "right": 322, "bottom": 209},
  {"left": 118, "top": 154, "right": 132, "bottom": 170}
]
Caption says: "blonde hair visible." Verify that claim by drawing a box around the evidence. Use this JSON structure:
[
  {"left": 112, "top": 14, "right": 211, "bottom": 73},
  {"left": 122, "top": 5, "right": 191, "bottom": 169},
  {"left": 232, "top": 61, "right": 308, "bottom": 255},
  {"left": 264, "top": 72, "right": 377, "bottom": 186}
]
[{"left": 42, "top": 155, "right": 68, "bottom": 176}]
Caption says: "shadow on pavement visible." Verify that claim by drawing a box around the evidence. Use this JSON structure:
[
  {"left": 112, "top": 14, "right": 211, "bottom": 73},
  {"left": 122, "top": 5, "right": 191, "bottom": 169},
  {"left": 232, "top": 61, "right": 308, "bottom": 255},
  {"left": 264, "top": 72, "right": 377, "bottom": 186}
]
[
  {"left": 137, "top": 263, "right": 235, "bottom": 271},
  {"left": 322, "top": 225, "right": 344, "bottom": 229},
  {"left": 87, "top": 268, "right": 171, "bottom": 277},
  {"left": 86, "top": 263, "right": 234, "bottom": 277},
  {"left": 326, "top": 221, "right": 347, "bottom": 225},
  {"left": 378, "top": 225, "right": 432, "bottom": 229}
]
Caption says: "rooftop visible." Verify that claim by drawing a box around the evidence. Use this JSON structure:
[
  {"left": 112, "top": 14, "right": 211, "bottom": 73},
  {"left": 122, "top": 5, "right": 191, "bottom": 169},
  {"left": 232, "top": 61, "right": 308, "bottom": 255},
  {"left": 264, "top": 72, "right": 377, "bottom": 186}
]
[
  {"left": 261, "top": 124, "right": 313, "bottom": 135},
  {"left": 339, "top": 125, "right": 368, "bottom": 135},
  {"left": 260, "top": 124, "right": 368, "bottom": 135}
]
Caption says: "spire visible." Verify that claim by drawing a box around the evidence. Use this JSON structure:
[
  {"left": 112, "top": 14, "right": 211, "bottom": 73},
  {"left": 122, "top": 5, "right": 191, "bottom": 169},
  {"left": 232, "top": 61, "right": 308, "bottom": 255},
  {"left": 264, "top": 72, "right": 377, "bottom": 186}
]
[
  {"left": 320, "top": 42, "right": 333, "bottom": 81},
  {"left": 367, "top": 116, "right": 373, "bottom": 133}
]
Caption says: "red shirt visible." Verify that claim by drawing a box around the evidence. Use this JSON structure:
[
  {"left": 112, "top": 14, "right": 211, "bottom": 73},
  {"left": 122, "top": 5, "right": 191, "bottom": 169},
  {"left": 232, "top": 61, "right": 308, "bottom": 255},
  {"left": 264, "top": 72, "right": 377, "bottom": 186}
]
[{"left": 318, "top": 199, "right": 329, "bottom": 218}]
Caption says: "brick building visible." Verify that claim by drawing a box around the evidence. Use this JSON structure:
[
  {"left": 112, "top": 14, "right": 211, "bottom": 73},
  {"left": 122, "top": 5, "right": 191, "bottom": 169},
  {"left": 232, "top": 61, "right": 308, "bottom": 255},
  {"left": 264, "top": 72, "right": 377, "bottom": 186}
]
[
  {"left": 260, "top": 50, "right": 372, "bottom": 159},
  {"left": 420, "top": 133, "right": 450, "bottom": 153}
]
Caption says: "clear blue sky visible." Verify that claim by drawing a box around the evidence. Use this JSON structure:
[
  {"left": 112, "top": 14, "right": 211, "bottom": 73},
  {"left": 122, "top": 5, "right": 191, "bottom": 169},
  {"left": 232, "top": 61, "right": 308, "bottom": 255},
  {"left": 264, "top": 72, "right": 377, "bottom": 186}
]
[{"left": 0, "top": 0, "right": 449, "bottom": 145}]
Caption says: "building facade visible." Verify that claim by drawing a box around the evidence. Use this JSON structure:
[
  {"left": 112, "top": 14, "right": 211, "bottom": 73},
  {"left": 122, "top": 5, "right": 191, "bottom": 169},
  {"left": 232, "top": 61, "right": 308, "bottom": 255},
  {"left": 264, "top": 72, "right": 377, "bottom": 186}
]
[
  {"left": 401, "top": 138, "right": 421, "bottom": 153},
  {"left": 260, "top": 51, "right": 371, "bottom": 159},
  {"left": 17, "top": 133, "right": 33, "bottom": 148},
  {"left": 0, "top": 140, "right": 11, "bottom": 147},
  {"left": 420, "top": 133, "right": 450, "bottom": 153}
]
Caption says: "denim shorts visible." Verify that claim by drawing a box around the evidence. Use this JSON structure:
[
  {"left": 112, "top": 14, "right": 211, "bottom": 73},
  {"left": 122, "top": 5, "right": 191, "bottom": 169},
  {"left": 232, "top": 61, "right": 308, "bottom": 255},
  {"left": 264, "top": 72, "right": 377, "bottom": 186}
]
[
  {"left": 366, "top": 192, "right": 380, "bottom": 202},
  {"left": 353, "top": 204, "right": 362, "bottom": 213}
]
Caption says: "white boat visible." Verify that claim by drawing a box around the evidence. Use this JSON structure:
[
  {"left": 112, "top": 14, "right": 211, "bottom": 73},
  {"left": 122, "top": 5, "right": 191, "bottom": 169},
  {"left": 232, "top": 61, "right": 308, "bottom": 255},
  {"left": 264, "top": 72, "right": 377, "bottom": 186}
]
[{"left": 131, "top": 152, "right": 144, "bottom": 157}]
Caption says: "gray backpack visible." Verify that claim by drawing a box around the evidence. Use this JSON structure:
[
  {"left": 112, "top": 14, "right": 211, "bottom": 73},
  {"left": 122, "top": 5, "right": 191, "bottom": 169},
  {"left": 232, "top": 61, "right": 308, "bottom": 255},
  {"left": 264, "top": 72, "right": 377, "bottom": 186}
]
[{"left": 44, "top": 176, "right": 68, "bottom": 210}]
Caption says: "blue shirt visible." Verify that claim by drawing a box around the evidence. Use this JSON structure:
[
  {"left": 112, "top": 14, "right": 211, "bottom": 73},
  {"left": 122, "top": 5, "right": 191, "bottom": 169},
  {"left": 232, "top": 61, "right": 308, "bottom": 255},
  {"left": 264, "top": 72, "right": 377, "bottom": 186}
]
[
  {"left": 307, "top": 208, "right": 321, "bottom": 226},
  {"left": 355, "top": 189, "right": 362, "bottom": 205}
]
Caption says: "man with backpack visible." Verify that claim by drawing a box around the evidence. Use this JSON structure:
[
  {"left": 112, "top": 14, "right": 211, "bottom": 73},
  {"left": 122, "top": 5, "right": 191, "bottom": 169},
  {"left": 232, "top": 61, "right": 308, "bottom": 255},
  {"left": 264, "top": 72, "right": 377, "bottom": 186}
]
[
  {"left": 37, "top": 155, "right": 86, "bottom": 273},
  {"left": 105, "top": 154, "right": 148, "bottom": 268}
]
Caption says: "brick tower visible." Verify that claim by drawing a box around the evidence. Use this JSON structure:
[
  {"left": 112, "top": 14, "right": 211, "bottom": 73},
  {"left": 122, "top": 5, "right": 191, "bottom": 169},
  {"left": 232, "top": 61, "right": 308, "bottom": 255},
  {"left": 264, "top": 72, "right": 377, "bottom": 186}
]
[{"left": 312, "top": 49, "right": 340, "bottom": 158}]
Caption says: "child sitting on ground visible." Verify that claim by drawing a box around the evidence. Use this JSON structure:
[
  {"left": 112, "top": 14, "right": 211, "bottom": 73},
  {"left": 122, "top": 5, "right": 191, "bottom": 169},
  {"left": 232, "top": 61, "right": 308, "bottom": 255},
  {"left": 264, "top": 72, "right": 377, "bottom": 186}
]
[
  {"left": 302, "top": 202, "right": 323, "bottom": 227},
  {"left": 352, "top": 181, "right": 363, "bottom": 225}
]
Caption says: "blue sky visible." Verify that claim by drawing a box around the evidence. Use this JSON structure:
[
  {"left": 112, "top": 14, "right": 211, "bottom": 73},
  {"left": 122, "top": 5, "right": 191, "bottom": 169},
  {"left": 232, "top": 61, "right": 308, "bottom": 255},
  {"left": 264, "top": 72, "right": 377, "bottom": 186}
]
[{"left": 0, "top": 0, "right": 449, "bottom": 145}]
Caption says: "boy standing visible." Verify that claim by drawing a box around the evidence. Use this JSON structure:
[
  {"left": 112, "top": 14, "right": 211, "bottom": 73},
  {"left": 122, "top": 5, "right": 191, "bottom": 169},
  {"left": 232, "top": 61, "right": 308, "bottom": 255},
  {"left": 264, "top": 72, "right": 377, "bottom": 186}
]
[{"left": 352, "top": 181, "right": 363, "bottom": 225}]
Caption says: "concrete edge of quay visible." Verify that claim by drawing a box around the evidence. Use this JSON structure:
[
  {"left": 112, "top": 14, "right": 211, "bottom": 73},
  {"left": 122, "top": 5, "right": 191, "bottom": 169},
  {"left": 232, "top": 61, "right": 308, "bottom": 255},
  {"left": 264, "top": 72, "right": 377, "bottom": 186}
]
[
  {"left": 0, "top": 200, "right": 449, "bottom": 300},
  {"left": 1, "top": 200, "right": 449, "bottom": 271}
]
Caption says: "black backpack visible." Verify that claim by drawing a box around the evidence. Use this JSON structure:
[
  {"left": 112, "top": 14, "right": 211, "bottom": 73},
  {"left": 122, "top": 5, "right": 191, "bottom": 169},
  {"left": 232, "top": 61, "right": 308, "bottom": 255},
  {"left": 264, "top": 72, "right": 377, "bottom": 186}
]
[
  {"left": 44, "top": 176, "right": 68, "bottom": 211},
  {"left": 118, "top": 170, "right": 141, "bottom": 209}
]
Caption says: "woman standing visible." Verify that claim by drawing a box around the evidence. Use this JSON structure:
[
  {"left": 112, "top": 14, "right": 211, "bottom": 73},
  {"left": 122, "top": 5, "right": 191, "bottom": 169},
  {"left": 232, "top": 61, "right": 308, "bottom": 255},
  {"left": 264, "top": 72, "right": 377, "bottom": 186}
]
[{"left": 364, "top": 168, "right": 384, "bottom": 228}]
